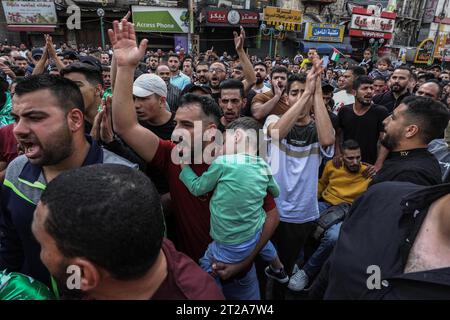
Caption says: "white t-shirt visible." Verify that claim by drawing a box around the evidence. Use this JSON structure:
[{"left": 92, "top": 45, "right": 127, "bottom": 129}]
[
  {"left": 263, "top": 115, "right": 334, "bottom": 224},
  {"left": 332, "top": 90, "right": 355, "bottom": 115},
  {"left": 253, "top": 85, "right": 271, "bottom": 94}
]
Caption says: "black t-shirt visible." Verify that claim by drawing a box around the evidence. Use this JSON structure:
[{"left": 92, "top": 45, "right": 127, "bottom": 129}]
[
  {"left": 370, "top": 148, "right": 443, "bottom": 186},
  {"left": 338, "top": 104, "right": 389, "bottom": 165}
]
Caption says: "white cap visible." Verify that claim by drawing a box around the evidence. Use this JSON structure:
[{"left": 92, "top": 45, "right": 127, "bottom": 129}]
[{"left": 133, "top": 74, "right": 167, "bottom": 98}]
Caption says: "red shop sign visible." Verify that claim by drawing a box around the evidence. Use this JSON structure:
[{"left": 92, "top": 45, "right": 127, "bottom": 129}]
[{"left": 207, "top": 10, "right": 227, "bottom": 23}]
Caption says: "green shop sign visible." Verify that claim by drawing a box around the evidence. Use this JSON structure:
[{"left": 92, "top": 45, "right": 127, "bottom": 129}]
[{"left": 132, "top": 6, "right": 189, "bottom": 33}]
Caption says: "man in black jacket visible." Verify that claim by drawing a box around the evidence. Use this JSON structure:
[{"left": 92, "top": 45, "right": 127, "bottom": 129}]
[
  {"left": 310, "top": 181, "right": 450, "bottom": 299},
  {"left": 370, "top": 96, "right": 449, "bottom": 186}
]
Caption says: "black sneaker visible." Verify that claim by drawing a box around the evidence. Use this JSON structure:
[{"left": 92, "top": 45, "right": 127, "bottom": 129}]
[{"left": 265, "top": 266, "right": 289, "bottom": 284}]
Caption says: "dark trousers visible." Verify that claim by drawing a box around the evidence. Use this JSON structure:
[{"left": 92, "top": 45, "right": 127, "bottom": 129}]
[{"left": 271, "top": 220, "right": 316, "bottom": 276}]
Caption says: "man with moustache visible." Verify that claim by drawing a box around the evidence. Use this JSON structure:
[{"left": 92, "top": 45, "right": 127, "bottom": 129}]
[
  {"left": 373, "top": 66, "right": 412, "bottom": 113},
  {"left": 194, "top": 61, "right": 210, "bottom": 86},
  {"left": 370, "top": 96, "right": 449, "bottom": 186},
  {"left": 251, "top": 66, "right": 290, "bottom": 121},
  {"left": 218, "top": 79, "right": 247, "bottom": 127},
  {"left": 146, "top": 54, "right": 159, "bottom": 74},
  {"left": 0, "top": 75, "right": 135, "bottom": 287},
  {"left": 168, "top": 54, "right": 191, "bottom": 91},
  {"left": 209, "top": 27, "right": 256, "bottom": 104},
  {"left": 335, "top": 76, "right": 389, "bottom": 174},
  {"left": 110, "top": 20, "right": 278, "bottom": 299},
  {"left": 252, "top": 62, "right": 271, "bottom": 94}
]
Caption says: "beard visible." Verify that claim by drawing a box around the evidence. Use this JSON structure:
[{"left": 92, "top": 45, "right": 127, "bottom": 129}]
[
  {"left": 356, "top": 96, "right": 372, "bottom": 107},
  {"left": 36, "top": 123, "right": 74, "bottom": 166},
  {"left": 256, "top": 77, "right": 264, "bottom": 85},
  {"left": 381, "top": 132, "right": 400, "bottom": 151},
  {"left": 391, "top": 83, "right": 405, "bottom": 93}
]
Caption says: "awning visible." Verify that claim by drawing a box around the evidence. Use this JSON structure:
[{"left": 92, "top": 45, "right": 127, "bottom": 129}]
[
  {"left": 298, "top": 41, "right": 352, "bottom": 55},
  {"left": 7, "top": 25, "right": 56, "bottom": 33}
]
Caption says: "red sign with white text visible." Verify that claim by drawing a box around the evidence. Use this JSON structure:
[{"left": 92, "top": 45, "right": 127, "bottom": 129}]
[
  {"left": 349, "top": 29, "right": 392, "bottom": 39},
  {"left": 207, "top": 10, "right": 227, "bottom": 23},
  {"left": 206, "top": 10, "right": 258, "bottom": 24}
]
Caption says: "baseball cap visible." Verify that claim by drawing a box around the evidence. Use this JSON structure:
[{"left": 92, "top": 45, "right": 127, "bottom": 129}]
[
  {"left": 321, "top": 80, "right": 334, "bottom": 92},
  {"left": 182, "top": 83, "right": 212, "bottom": 95},
  {"left": 133, "top": 74, "right": 167, "bottom": 98},
  {"left": 31, "top": 48, "right": 43, "bottom": 59}
]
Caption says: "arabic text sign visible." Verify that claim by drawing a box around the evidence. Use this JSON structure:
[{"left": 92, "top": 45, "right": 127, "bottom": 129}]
[
  {"left": 349, "top": 29, "right": 392, "bottom": 39},
  {"left": 414, "top": 38, "right": 434, "bottom": 64},
  {"left": 263, "top": 6, "right": 302, "bottom": 24},
  {"left": 207, "top": 10, "right": 258, "bottom": 24},
  {"left": 132, "top": 6, "right": 188, "bottom": 33},
  {"left": 305, "top": 23, "right": 344, "bottom": 43},
  {"left": 2, "top": 0, "right": 57, "bottom": 25},
  {"left": 350, "top": 14, "right": 395, "bottom": 33}
]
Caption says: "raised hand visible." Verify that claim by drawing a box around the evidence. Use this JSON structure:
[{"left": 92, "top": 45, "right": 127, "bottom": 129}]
[
  {"left": 233, "top": 26, "right": 245, "bottom": 52},
  {"left": 108, "top": 19, "right": 148, "bottom": 67}
]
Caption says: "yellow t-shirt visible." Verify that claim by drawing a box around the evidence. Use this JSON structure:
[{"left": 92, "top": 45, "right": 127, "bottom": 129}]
[{"left": 318, "top": 160, "right": 371, "bottom": 205}]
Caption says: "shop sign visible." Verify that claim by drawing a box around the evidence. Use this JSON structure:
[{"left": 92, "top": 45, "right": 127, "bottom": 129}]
[
  {"left": 206, "top": 10, "right": 258, "bottom": 25},
  {"left": 132, "top": 6, "right": 189, "bottom": 33},
  {"left": 414, "top": 38, "right": 435, "bottom": 64},
  {"left": 349, "top": 29, "right": 392, "bottom": 39},
  {"left": 304, "top": 23, "right": 344, "bottom": 42},
  {"left": 2, "top": 0, "right": 57, "bottom": 25},
  {"left": 263, "top": 6, "right": 302, "bottom": 24},
  {"left": 350, "top": 14, "right": 395, "bottom": 33}
]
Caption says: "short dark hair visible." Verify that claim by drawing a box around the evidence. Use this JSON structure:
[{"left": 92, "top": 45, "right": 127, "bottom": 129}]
[
  {"left": 14, "top": 74, "right": 84, "bottom": 113},
  {"left": 353, "top": 75, "right": 374, "bottom": 90},
  {"left": 60, "top": 62, "right": 103, "bottom": 87},
  {"left": 418, "top": 72, "right": 436, "bottom": 81},
  {"left": 179, "top": 93, "right": 221, "bottom": 126},
  {"left": 219, "top": 79, "right": 244, "bottom": 98},
  {"left": 40, "top": 164, "right": 165, "bottom": 280},
  {"left": 377, "top": 57, "right": 391, "bottom": 66},
  {"left": 253, "top": 62, "right": 267, "bottom": 71},
  {"left": 401, "top": 96, "right": 450, "bottom": 144},
  {"left": 287, "top": 73, "right": 306, "bottom": 93},
  {"left": 196, "top": 61, "right": 209, "bottom": 71},
  {"left": 394, "top": 66, "right": 412, "bottom": 78},
  {"left": 373, "top": 76, "right": 386, "bottom": 83},
  {"left": 168, "top": 53, "right": 180, "bottom": 61},
  {"left": 227, "top": 117, "right": 263, "bottom": 150},
  {"left": 342, "top": 139, "right": 360, "bottom": 151},
  {"left": 349, "top": 66, "right": 367, "bottom": 77},
  {"left": 227, "top": 116, "right": 262, "bottom": 130},
  {"left": 14, "top": 56, "right": 27, "bottom": 62},
  {"left": 271, "top": 65, "right": 289, "bottom": 78}
]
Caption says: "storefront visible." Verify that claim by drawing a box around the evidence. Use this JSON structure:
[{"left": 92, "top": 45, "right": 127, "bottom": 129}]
[
  {"left": 132, "top": 5, "right": 189, "bottom": 52},
  {"left": 348, "top": 7, "right": 396, "bottom": 61},
  {"left": 198, "top": 9, "right": 260, "bottom": 54},
  {"left": 1, "top": 0, "right": 58, "bottom": 46},
  {"left": 298, "top": 22, "right": 351, "bottom": 55}
]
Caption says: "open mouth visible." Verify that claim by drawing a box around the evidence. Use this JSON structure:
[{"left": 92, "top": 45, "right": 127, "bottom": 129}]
[{"left": 19, "top": 140, "right": 41, "bottom": 159}]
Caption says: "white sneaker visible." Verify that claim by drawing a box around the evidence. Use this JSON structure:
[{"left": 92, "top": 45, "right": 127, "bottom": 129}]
[
  {"left": 287, "top": 269, "right": 309, "bottom": 292},
  {"left": 291, "top": 264, "right": 300, "bottom": 275}
]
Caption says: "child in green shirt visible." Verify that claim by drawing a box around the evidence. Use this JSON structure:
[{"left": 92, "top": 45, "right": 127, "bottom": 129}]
[{"left": 179, "top": 117, "right": 288, "bottom": 285}]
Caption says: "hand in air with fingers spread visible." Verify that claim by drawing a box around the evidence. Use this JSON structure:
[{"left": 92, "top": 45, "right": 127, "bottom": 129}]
[{"left": 108, "top": 19, "right": 148, "bottom": 68}]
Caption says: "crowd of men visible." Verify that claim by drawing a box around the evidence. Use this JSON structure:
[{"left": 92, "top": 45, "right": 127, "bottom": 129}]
[{"left": 0, "top": 18, "right": 449, "bottom": 300}]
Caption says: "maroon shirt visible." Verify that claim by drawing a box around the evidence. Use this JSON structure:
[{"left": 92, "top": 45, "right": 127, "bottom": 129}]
[
  {"left": 152, "top": 239, "right": 224, "bottom": 300},
  {"left": 0, "top": 124, "right": 18, "bottom": 164},
  {"left": 150, "top": 139, "right": 276, "bottom": 262}
]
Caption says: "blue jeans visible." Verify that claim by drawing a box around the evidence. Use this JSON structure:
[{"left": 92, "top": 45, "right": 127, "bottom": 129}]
[
  {"left": 199, "top": 232, "right": 277, "bottom": 300},
  {"left": 303, "top": 221, "right": 342, "bottom": 278}
]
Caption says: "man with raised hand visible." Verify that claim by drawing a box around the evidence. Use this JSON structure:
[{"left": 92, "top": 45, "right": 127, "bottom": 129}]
[{"left": 109, "top": 19, "right": 279, "bottom": 299}]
